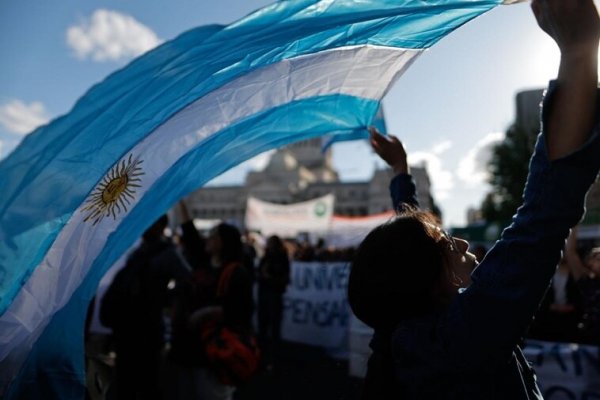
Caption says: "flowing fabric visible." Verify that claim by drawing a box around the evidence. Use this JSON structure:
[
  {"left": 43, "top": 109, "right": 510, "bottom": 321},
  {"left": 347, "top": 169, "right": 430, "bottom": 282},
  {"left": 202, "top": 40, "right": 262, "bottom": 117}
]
[{"left": 0, "top": 0, "right": 504, "bottom": 397}]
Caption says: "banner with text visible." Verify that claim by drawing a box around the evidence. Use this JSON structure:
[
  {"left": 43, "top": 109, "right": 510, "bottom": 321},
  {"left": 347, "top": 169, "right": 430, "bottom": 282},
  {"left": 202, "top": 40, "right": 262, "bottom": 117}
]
[
  {"left": 281, "top": 261, "right": 350, "bottom": 349},
  {"left": 245, "top": 194, "right": 335, "bottom": 237},
  {"left": 524, "top": 340, "right": 600, "bottom": 399}
]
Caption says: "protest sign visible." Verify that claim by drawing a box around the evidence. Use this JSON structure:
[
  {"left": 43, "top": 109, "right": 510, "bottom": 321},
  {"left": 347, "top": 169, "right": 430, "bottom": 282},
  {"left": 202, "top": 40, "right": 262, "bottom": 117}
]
[
  {"left": 281, "top": 261, "right": 350, "bottom": 349},
  {"left": 524, "top": 340, "right": 600, "bottom": 399}
]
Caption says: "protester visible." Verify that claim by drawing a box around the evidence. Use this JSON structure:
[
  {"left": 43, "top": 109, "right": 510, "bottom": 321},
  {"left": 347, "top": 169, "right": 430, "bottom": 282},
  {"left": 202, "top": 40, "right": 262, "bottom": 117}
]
[
  {"left": 257, "top": 235, "right": 291, "bottom": 369},
  {"left": 528, "top": 255, "right": 583, "bottom": 343},
  {"left": 167, "top": 202, "right": 219, "bottom": 400},
  {"left": 176, "top": 201, "right": 211, "bottom": 271},
  {"left": 171, "top": 222, "right": 255, "bottom": 400},
  {"left": 99, "top": 215, "right": 191, "bottom": 400},
  {"left": 577, "top": 247, "right": 600, "bottom": 344},
  {"left": 294, "top": 239, "right": 316, "bottom": 261},
  {"left": 563, "top": 228, "right": 600, "bottom": 345},
  {"left": 242, "top": 230, "right": 259, "bottom": 283},
  {"left": 348, "top": 0, "right": 600, "bottom": 397}
]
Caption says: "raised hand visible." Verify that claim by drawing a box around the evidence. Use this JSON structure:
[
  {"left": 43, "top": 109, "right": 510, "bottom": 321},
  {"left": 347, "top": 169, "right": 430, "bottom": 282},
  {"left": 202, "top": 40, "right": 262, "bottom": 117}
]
[
  {"left": 531, "top": 0, "right": 600, "bottom": 56},
  {"left": 369, "top": 126, "right": 409, "bottom": 175},
  {"left": 531, "top": 0, "right": 599, "bottom": 160}
]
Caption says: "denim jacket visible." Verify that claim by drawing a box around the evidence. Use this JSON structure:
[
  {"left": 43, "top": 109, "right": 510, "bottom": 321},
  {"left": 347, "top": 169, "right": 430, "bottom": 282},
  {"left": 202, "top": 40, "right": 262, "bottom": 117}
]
[{"left": 367, "top": 82, "right": 600, "bottom": 399}]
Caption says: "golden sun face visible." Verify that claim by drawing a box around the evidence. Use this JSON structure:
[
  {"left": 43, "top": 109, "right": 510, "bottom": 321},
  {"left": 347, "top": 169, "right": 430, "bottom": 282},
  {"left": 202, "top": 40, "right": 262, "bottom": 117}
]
[{"left": 82, "top": 154, "right": 144, "bottom": 225}]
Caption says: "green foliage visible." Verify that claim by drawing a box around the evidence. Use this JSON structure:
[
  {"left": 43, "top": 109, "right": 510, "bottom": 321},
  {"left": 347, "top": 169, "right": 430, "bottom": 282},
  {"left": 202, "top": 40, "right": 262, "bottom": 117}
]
[{"left": 481, "top": 124, "right": 537, "bottom": 223}]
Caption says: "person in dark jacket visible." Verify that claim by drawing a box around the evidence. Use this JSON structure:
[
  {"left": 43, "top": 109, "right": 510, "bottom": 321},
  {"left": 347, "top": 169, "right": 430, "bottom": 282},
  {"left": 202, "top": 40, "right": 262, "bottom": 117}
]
[
  {"left": 100, "top": 215, "right": 191, "bottom": 400},
  {"left": 348, "top": 0, "right": 600, "bottom": 398},
  {"left": 257, "top": 235, "right": 291, "bottom": 368},
  {"left": 175, "top": 222, "right": 254, "bottom": 400},
  {"left": 527, "top": 255, "right": 583, "bottom": 343}
]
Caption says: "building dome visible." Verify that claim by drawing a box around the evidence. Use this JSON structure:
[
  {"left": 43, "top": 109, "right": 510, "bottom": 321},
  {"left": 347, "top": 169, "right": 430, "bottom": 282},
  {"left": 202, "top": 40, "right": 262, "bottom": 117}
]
[{"left": 265, "top": 150, "right": 298, "bottom": 172}]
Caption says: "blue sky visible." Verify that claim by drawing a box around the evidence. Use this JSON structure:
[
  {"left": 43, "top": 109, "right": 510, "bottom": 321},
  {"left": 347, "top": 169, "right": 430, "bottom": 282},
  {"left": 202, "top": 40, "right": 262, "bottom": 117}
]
[{"left": 0, "top": 0, "right": 562, "bottom": 226}]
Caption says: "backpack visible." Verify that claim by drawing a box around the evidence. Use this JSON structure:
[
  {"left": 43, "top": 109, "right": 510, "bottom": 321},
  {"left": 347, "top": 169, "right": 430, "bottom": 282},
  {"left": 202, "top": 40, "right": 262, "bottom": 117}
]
[{"left": 200, "top": 262, "right": 261, "bottom": 385}]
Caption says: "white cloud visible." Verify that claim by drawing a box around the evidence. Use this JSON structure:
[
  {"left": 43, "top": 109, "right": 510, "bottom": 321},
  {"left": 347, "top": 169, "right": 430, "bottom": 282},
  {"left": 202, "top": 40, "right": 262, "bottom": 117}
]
[
  {"left": 67, "top": 9, "right": 162, "bottom": 62},
  {"left": 409, "top": 150, "right": 454, "bottom": 200},
  {"left": 456, "top": 132, "right": 505, "bottom": 186},
  {"left": 431, "top": 140, "right": 452, "bottom": 155},
  {"left": 0, "top": 100, "right": 50, "bottom": 135}
]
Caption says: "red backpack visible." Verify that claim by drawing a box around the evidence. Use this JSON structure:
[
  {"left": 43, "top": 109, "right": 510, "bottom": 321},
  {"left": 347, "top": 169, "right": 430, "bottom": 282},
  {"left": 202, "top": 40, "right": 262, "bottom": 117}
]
[{"left": 200, "top": 262, "right": 261, "bottom": 385}]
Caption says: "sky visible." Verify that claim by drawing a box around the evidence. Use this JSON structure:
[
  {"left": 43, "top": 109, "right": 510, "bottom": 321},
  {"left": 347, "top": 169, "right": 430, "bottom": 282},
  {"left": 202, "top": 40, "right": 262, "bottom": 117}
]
[{"left": 0, "top": 0, "right": 565, "bottom": 227}]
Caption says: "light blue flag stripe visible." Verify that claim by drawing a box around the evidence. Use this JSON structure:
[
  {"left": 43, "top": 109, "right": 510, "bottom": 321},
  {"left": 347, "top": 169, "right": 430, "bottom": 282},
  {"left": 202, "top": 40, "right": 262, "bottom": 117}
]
[
  {"left": 0, "top": 0, "right": 504, "bottom": 397},
  {"left": 320, "top": 105, "right": 388, "bottom": 152}
]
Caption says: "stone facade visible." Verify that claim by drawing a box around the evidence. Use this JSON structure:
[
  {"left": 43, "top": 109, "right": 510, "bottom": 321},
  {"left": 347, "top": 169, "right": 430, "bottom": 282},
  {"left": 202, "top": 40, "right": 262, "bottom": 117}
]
[{"left": 185, "top": 138, "right": 435, "bottom": 227}]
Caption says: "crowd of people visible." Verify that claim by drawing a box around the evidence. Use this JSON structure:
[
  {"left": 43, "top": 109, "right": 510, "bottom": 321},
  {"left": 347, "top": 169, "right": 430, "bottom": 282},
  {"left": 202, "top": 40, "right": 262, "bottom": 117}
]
[
  {"left": 528, "top": 229, "right": 600, "bottom": 345},
  {"left": 97, "top": 204, "right": 293, "bottom": 399},
  {"left": 95, "top": 200, "right": 364, "bottom": 399},
  {"left": 92, "top": 155, "right": 600, "bottom": 399},
  {"left": 289, "top": 239, "right": 356, "bottom": 262}
]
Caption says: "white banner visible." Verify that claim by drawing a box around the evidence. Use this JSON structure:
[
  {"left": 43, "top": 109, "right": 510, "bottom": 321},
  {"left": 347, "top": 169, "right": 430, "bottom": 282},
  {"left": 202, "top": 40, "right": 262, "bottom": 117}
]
[
  {"left": 322, "top": 211, "right": 395, "bottom": 247},
  {"left": 282, "top": 261, "right": 350, "bottom": 349},
  {"left": 524, "top": 340, "right": 600, "bottom": 399},
  {"left": 245, "top": 195, "right": 334, "bottom": 237}
]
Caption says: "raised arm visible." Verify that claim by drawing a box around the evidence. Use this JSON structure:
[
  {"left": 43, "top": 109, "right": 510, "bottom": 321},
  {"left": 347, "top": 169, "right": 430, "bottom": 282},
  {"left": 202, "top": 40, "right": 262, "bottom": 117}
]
[
  {"left": 442, "top": 0, "right": 600, "bottom": 367},
  {"left": 177, "top": 200, "right": 208, "bottom": 269},
  {"left": 532, "top": 0, "right": 600, "bottom": 159},
  {"left": 369, "top": 126, "right": 409, "bottom": 175},
  {"left": 369, "top": 127, "right": 419, "bottom": 210}
]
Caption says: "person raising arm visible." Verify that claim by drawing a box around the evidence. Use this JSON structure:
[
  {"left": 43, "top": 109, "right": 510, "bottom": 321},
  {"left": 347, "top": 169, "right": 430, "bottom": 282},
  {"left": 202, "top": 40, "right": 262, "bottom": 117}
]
[{"left": 348, "top": 0, "right": 600, "bottom": 398}]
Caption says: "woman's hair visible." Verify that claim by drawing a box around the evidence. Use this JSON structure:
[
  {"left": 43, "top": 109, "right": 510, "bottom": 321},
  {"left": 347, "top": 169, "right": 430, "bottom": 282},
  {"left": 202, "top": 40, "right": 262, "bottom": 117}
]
[
  {"left": 214, "top": 223, "right": 243, "bottom": 265},
  {"left": 348, "top": 208, "right": 446, "bottom": 330},
  {"left": 265, "top": 235, "right": 286, "bottom": 257}
]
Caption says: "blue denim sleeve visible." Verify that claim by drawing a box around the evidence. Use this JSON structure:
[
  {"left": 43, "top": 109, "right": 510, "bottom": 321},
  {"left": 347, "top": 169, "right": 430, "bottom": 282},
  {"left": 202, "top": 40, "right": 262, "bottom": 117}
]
[
  {"left": 444, "top": 81, "right": 600, "bottom": 367},
  {"left": 389, "top": 173, "right": 419, "bottom": 211}
]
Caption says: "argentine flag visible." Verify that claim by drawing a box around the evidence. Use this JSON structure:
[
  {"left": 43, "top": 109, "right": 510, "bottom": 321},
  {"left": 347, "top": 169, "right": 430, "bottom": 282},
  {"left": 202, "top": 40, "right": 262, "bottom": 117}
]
[
  {"left": 0, "top": 0, "right": 507, "bottom": 397},
  {"left": 320, "top": 105, "right": 388, "bottom": 153}
]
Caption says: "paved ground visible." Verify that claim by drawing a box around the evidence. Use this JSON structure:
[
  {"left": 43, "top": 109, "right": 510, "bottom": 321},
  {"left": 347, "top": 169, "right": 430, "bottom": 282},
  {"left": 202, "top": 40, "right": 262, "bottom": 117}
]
[
  {"left": 235, "top": 341, "right": 363, "bottom": 400},
  {"left": 87, "top": 336, "right": 363, "bottom": 400}
]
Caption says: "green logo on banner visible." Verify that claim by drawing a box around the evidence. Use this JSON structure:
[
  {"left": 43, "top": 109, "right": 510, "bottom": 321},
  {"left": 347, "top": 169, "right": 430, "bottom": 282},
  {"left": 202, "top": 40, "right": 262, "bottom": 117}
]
[{"left": 314, "top": 201, "right": 327, "bottom": 217}]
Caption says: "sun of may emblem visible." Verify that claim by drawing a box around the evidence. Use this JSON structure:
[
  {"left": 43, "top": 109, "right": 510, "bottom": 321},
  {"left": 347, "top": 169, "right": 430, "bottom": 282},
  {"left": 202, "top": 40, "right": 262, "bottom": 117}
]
[{"left": 82, "top": 154, "right": 144, "bottom": 225}]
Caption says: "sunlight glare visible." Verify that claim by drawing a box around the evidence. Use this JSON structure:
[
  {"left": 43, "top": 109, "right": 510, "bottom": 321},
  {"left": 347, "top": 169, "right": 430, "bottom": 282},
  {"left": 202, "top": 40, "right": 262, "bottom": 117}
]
[
  {"left": 528, "top": 37, "right": 560, "bottom": 86},
  {"left": 529, "top": 31, "right": 600, "bottom": 86}
]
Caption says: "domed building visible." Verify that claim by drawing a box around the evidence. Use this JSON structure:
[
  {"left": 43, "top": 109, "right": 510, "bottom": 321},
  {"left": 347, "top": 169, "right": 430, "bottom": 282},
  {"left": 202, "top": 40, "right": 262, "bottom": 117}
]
[{"left": 184, "top": 138, "right": 438, "bottom": 229}]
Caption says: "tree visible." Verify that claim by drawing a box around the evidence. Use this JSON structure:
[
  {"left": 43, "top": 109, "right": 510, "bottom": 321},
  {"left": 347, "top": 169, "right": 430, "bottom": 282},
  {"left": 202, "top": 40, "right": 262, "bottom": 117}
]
[{"left": 481, "top": 124, "right": 538, "bottom": 223}]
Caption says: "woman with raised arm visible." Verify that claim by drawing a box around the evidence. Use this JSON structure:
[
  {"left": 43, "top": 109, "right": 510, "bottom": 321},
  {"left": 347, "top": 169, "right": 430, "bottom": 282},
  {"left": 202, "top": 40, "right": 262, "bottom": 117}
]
[{"left": 348, "top": 0, "right": 600, "bottom": 398}]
